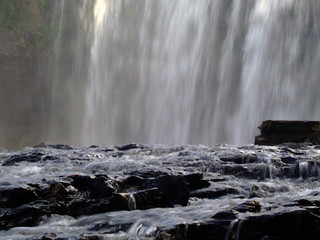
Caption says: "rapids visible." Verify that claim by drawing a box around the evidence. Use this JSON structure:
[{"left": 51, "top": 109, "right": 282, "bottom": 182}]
[{"left": 1, "top": 143, "right": 320, "bottom": 239}]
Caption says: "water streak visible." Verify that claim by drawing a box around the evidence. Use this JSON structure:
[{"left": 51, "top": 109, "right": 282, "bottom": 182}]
[{"left": 50, "top": 0, "right": 320, "bottom": 146}]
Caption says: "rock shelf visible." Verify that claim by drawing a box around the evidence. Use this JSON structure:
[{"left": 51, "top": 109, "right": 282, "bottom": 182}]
[
  {"left": 255, "top": 120, "right": 320, "bottom": 145},
  {"left": 0, "top": 143, "right": 320, "bottom": 239}
]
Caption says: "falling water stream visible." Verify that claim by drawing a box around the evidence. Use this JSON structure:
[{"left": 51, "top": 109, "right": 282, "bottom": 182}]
[{"left": 48, "top": 0, "right": 320, "bottom": 147}]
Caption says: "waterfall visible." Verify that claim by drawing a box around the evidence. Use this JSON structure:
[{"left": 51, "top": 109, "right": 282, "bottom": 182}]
[{"left": 50, "top": 0, "right": 320, "bottom": 146}]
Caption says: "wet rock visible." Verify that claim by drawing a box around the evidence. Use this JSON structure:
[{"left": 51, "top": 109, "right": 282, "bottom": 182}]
[
  {"left": 239, "top": 209, "right": 320, "bottom": 240},
  {"left": 125, "top": 169, "right": 169, "bottom": 178},
  {"left": 177, "top": 151, "right": 191, "bottom": 157},
  {"left": 156, "top": 220, "right": 230, "bottom": 240},
  {"left": 0, "top": 187, "right": 38, "bottom": 208},
  {"left": 212, "top": 210, "right": 238, "bottom": 220},
  {"left": 108, "top": 193, "right": 134, "bottom": 211},
  {"left": 217, "top": 152, "right": 256, "bottom": 164},
  {"left": 2, "top": 143, "right": 320, "bottom": 238},
  {"left": 148, "top": 175, "right": 190, "bottom": 206},
  {"left": 79, "top": 236, "right": 103, "bottom": 240},
  {"left": 35, "top": 142, "right": 74, "bottom": 150},
  {"left": 255, "top": 120, "right": 320, "bottom": 145},
  {"left": 133, "top": 188, "right": 162, "bottom": 209},
  {"left": 38, "top": 232, "right": 59, "bottom": 240},
  {"left": 186, "top": 220, "right": 230, "bottom": 240},
  {"left": 296, "top": 199, "right": 315, "bottom": 207},
  {"left": 183, "top": 173, "right": 210, "bottom": 190},
  {"left": 121, "top": 173, "right": 209, "bottom": 209},
  {"left": 2, "top": 152, "right": 44, "bottom": 166},
  {"left": 50, "top": 182, "right": 70, "bottom": 201},
  {"left": 190, "top": 187, "right": 239, "bottom": 199},
  {"left": 156, "top": 224, "right": 187, "bottom": 240},
  {"left": 116, "top": 143, "right": 145, "bottom": 151},
  {"left": 280, "top": 156, "right": 296, "bottom": 164},
  {"left": 67, "top": 197, "right": 127, "bottom": 216},
  {"left": 69, "top": 174, "right": 118, "bottom": 198},
  {"left": 121, "top": 175, "right": 145, "bottom": 189},
  {"left": 89, "top": 222, "right": 132, "bottom": 233},
  {"left": 221, "top": 165, "right": 256, "bottom": 179},
  {"left": 307, "top": 130, "right": 320, "bottom": 145},
  {"left": 232, "top": 201, "right": 261, "bottom": 213},
  {"left": 0, "top": 201, "right": 53, "bottom": 230}
]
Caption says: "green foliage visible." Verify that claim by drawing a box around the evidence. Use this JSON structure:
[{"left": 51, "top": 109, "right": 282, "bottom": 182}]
[
  {"left": 0, "top": 0, "right": 53, "bottom": 65},
  {"left": 38, "top": 0, "right": 48, "bottom": 15},
  {"left": 0, "top": 0, "right": 20, "bottom": 28},
  {"left": 19, "top": 36, "right": 26, "bottom": 47}
]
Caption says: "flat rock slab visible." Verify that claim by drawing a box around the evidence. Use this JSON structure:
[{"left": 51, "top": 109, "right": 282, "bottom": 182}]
[{"left": 255, "top": 120, "right": 320, "bottom": 145}]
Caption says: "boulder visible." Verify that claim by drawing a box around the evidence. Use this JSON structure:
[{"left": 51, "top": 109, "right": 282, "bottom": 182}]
[
  {"left": 255, "top": 120, "right": 320, "bottom": 145},
  {"left": 239, "top": 209, "right": 320, "bottom": 240}
]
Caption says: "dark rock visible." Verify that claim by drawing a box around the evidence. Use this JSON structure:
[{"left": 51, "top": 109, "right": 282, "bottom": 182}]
[
  {"left": 190, "top": 187, "right": 239, "bottom": 199},
  {"left": 2, "top": 152, "right": 44, "bottom": 166},
  {"left": 40, "top": 232, "right": 57, "bottom": 240},
  {"left": 116, "top": 143, "right": 145, "bottom": 151},
  {"left": 212, "top": 210, "right": 238, "bottom": 220},
  {"left": 157, "top": 220, "right": 230, "bottom": 240},
  {"left": 0, "top": 201, "right": 52, "bottom": 230},
  {"left": 121, "top": 176, "right": 145, "bottom": 189},
  {"left": 125, "top": 169, "right": 169, "bottom": 178},
  {"left": 210, "top": 177, "right": 227, "bottom": 182},
  {"left": 219, "top": 154, "right": 256, "bottom": 164},
  {"left": 0, "top": 187, "right": 38, "bottom": 208},
  {"left": 121, "top": 173, "right": 209, "bottom": 209},
  {"left": 255, "top": 120, "right": 320, "bottom": 145},
  {"left": 281, "top": 156, "right": 296, "bottom": 164},
  {"left": 108, "top": 193, "right": 133, "bottom": 211},
  {"left": 35, "top": 142, "right": 74, "bottom": 150},
  {"left": 67, "top": 199, "right": 114, "bottom": 216},
  {"left": 186, "top": 220, "right": 230, "bottom": 240},
  {"left": 133, "top": 188, "right": 162, "bottom": 209},
  {"left": 79, "top": 236, "right": 103, "bottom": 240},
  {"left": 178, "top": 151, "right": 193, "bottom": 156},
  {"left": 239, "top": 209, "right": 320, "bottom": 240},
  {"left": 221, "top": 165, "right": 256, "bottom": 179},
  {"left": 307, "top": 130, "right": 320, "bottom": 145},
  {"left": 69, "top": 174, "right": 117, "bottom": 198},
  {"left": 232, "top": 201, "right": 261, "bottom": 213},
  {"left": 183, "top": 173, "right": 210, "bottom": 190},
  {"left": 50, "top": 183, "right": 70, "bottom": 201},
  {"left": 297, "top": 199, "right": 315, "bottom": 207},
  {"left": 149, "top": 175, "right": 190, "bottom": 206},
  {"left": 281, "top": 146, "right": 305, "bottom": 155},
  {"left": 67, "top": 193, "right": 134, "bottom": 216},
  {"left": 156, "top": 224, "right": 187, "bottom": 240}
]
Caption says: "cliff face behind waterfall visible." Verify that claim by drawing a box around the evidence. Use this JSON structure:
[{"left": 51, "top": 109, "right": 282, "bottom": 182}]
[
  {"left": 0, "top": 0, "right": 52, "bottom": 149},
  {"left": 0, "top": 0, "right": 78, "bottom": 149},
  {"left": 1, "top": 0, "right": 320, "bottom": 149}
]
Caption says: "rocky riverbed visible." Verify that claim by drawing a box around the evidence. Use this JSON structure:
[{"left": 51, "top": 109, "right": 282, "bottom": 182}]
[{"left": 1, "top": 142, "right": 320, "bottom": 239}]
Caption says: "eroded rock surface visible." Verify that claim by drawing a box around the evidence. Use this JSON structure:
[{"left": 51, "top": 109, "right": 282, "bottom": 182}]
[{"left": 1, "top": 143, "right": 320, "bottom": 239}]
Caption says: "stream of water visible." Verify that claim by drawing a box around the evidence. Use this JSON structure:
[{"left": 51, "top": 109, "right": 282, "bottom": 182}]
[{"left": 1, "top": 143, "right": 320, "bottom": 239}]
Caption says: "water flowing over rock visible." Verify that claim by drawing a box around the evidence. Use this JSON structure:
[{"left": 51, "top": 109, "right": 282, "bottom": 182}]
[
  {"left": 1, "top": 143, "right": 320, "bottom": 239},
  {"left": 48, "top": 0, "right": 320, "bottom": 147}
]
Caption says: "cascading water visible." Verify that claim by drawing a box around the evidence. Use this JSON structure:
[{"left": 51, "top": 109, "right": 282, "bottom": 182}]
[{"left": 50, "top": 0, "right": 320, "bottom": 146}]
